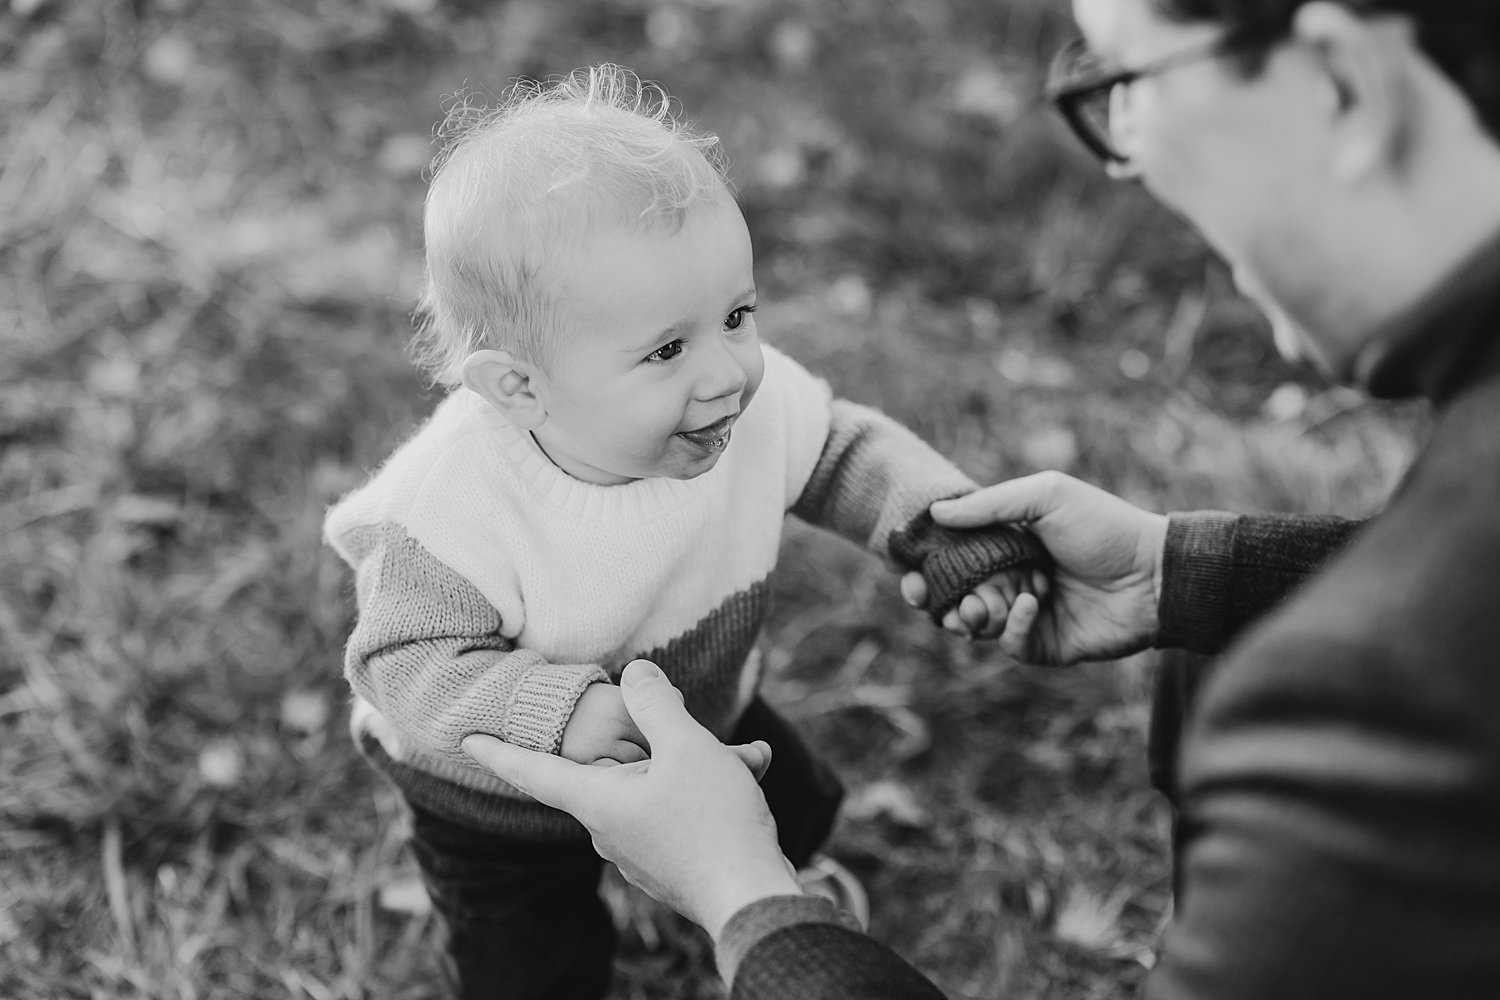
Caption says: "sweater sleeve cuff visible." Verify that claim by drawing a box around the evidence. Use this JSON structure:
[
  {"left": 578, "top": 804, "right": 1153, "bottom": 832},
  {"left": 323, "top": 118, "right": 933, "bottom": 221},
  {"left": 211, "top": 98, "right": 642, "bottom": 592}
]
[
  {"left": 1157, "top": 511, "right": 1240, "bottom": 655},
  {"left": 503, "top": 663, "right": 610, "bottom": 753},
  {"left": 715, "top": 894, "right": 861, "bottom": 988},
  {"left": 888, "top": 507, "right": 1050, "bottom": 623}
]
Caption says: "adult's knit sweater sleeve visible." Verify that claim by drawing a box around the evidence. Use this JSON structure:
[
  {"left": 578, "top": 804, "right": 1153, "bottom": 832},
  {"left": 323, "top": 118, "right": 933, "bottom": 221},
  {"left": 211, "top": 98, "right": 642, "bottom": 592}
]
[
  {"left": 1157, "top": 511, "right": 1363, "bottom": 655},
  {"left": 718, "top": 897, "right": 945, "bottom": 1000},
  {"left": 337, "top": 522, "right": 607, "bottom": 764}
]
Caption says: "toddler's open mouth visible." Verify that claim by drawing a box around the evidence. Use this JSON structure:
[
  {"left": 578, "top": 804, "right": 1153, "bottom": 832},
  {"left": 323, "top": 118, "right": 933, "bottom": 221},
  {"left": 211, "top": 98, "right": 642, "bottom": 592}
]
[{"left": 677, "top": 414, "right": 736, "bottom": 451}]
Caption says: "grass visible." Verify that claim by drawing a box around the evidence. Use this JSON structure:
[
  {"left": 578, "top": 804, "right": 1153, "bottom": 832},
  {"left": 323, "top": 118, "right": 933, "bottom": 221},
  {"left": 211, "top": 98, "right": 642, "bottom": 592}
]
[{"left": 1, "top": 1, "right": 1423, "bottom": 998}]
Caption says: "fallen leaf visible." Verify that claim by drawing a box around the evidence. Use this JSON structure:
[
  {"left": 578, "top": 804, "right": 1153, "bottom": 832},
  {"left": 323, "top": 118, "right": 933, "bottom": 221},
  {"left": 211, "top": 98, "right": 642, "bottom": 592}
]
[{"left": 378, "top": 875, "right": 431, "bottom": 916}]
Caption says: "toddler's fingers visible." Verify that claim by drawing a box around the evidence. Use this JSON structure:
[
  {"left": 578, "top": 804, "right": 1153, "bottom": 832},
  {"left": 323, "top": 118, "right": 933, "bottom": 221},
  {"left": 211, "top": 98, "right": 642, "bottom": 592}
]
[
  {"left": 997, "top": 592, "right": 1041, "bottom": 662},
  {"left": 1028, "top": 567, "right": 1051, "bottom": 601},
  {"left": 618, "top": 717, "right": 650, "bottom": 754},
  {"left": 987, "top": 572, "right": 1021, "bottom": 607},
  {"left": 900, "top": 572, "right": 929, "bottom": 609},
  {"left": 942, "top": 607, "right": 970, "bottom": 639},
  {"left": 958, "top": 593, "right": 990, "bottom": 633},
  {"left": 607, "top": 740, "right": 649, "bottom": 765},
  {"left": 969, "top": 584, "right": 1012, "bottom": 640}
]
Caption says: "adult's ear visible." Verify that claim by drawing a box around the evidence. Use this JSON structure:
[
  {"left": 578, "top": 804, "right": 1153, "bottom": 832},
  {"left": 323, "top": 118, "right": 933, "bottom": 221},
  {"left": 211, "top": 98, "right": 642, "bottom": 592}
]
[
  {"left": 1293, "top": 1, "right": 1416, "bottom": 182},
  {"left": 461, "top": 349, "right": 547, "bottom": 429}
]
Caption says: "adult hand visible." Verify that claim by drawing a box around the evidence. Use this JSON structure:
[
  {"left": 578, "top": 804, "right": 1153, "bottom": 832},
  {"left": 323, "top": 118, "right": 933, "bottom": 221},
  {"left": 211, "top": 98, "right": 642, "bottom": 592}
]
[
  {"left": 463, "top": 659, "right": 802, "bottom": 939},
  {"left": 901, "top": 471, "right": 1168, "bottom": 665}
]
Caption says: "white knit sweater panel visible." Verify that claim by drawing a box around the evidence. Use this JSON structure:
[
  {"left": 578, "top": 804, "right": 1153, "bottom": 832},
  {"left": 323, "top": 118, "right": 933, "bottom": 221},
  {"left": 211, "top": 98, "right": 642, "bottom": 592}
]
[{"left": 326, "top": 345, "right": 830, "bottom": 684}]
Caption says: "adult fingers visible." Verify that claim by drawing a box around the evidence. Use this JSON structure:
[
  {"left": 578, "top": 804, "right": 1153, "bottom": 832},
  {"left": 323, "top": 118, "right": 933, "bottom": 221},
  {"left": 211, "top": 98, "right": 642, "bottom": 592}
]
[
  {"left": 930, "top": 472, "right": 1063, "bottom": 528},
  {"left": 729, "top": 740, "right": 773, "bottom": 782},
  {"left": 463, "top": 734, "right": 594, "bottom": 814},
  {"left": 618, "top": 659, "right": 707, "bottom": 755}
]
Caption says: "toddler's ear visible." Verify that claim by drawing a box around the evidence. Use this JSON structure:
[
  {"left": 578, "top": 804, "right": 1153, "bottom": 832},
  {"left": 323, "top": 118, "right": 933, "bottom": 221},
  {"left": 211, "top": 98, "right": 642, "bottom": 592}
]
[{"left": 461, "top": 350, "right": 546, "bottom": 428}]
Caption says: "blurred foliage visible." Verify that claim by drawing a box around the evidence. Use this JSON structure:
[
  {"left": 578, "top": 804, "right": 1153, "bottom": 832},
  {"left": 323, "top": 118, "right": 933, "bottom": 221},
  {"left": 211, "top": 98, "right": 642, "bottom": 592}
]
[{"left": 1, "top": 0, "right": 1423, "bottom": 998}]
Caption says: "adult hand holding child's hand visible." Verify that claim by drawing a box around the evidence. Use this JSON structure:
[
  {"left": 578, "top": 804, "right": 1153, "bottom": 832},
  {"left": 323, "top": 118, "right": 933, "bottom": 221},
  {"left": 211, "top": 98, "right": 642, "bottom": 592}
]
[
  {"left": 465, "top": 660, "right": 799, "bottom": 938},
  {"left": 902, "top": 471, "right": 1169, "bottom": 664}
]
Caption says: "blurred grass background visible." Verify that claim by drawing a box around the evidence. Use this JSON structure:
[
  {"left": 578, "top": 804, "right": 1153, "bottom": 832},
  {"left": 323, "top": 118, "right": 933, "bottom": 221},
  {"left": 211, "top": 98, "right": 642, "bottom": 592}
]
[{"left": 1, "top": 0, "right": 1425, "bottom": 997}]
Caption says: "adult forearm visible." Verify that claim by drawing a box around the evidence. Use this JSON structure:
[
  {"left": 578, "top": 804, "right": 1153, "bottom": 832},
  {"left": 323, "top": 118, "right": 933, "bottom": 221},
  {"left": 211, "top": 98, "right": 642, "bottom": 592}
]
[
  {"left": 721, "top": 897, "right": 946, "bottom": 1000},
  {"left": 1157, "top": 512, "right": 1364, "bottom": 655}
]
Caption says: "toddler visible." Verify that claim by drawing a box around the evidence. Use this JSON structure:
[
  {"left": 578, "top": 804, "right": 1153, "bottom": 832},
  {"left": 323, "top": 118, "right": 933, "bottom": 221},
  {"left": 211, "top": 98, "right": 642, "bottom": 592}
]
[{"left": 324, "top": 64, "right": 1041, "bottom": 1000}]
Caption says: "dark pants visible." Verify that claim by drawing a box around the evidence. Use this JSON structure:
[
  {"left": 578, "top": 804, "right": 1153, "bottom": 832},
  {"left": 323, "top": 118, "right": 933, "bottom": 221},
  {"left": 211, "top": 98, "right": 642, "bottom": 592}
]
[{"left": 408, "top": 697, "right": 844, "bottom": 1000}]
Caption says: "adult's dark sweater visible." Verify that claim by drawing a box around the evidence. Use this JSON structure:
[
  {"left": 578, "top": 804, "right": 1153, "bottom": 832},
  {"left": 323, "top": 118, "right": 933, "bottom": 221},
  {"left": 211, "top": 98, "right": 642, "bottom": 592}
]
[{"left": 719, "top": 234, "right": 1500, "bottom": 1000}]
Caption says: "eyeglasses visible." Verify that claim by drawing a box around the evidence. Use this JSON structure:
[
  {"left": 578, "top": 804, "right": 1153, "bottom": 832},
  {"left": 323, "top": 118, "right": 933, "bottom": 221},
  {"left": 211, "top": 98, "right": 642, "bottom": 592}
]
[{"left": 1046, "top": 34, "right": 1263, "bottom": 165}]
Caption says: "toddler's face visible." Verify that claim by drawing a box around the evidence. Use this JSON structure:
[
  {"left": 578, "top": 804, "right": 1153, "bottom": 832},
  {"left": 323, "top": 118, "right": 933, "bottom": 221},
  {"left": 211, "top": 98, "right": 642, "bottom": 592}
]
[{"left": 527, "top": 200, "right": 765, "bottom": 485}]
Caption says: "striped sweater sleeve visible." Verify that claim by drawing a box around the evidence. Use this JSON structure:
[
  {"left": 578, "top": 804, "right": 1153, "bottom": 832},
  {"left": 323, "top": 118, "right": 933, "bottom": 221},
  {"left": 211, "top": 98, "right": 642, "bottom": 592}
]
[
  {"left": 788, "top": 398, "right": 1048, "bottom": 618},
  {"left": 789, "top": 398, "right": 977, "bottom": 553},
  {"left": 339, "top": 522, "right": 608, "bottom": 763}
]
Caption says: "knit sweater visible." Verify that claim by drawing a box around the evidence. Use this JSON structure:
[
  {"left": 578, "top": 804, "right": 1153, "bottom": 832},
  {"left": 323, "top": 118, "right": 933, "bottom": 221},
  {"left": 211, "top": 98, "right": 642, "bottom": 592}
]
[{"left": 325, "top": 345, "right": 1029, "bottom": 837}]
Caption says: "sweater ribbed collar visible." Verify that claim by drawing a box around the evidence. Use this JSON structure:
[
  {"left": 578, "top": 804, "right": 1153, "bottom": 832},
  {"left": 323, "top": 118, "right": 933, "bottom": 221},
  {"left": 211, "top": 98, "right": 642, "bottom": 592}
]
[
  {"left": 1358, "top": 228, "right": 1500, "bottom": 407},
  {"left": 460, "top": 390, "right": 705, "bottom": 520}
]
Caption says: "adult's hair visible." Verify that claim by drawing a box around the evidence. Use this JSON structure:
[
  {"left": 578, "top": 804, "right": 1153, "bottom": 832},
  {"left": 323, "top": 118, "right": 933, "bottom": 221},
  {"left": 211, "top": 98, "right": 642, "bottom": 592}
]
[
  {"left": 1153, "top": 0, "right": 1500, "bottom": 141},
  {"left": 412, "top": 63, "right": 728, "bottom": 386}
]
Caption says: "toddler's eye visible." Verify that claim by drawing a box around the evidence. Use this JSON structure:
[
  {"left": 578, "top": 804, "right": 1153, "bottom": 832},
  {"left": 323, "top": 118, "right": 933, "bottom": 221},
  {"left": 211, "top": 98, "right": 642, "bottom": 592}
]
[
  {"left": 646, "top": 340, "right": 684, "bottom": 363},
  {"left": 724, "top": 305, "right": 757, "bottom": 331}
]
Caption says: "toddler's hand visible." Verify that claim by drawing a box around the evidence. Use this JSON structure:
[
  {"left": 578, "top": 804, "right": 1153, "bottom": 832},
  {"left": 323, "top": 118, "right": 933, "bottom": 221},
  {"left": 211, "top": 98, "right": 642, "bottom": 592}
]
[
  {"left": 560, "top": 683, "right": 650, "bottom": 765},
  {"left": 903, "top": 566, "right": 1049, "bottom": 641},
  {"left": 888, "top": 505, "right": 1051, "bottom": 627}
]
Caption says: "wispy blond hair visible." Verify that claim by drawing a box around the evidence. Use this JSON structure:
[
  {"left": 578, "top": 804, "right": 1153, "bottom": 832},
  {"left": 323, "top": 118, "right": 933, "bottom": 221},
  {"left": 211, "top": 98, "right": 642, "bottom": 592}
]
[{"left": 411, "top": 64, "right": 730, "bottom": 385}]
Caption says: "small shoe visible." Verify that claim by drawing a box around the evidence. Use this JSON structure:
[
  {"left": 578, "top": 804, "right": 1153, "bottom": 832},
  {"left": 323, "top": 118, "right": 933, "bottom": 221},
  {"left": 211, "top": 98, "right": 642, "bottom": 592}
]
[{"left": 796, "top": 853, "right": 870, "bottom": 931}]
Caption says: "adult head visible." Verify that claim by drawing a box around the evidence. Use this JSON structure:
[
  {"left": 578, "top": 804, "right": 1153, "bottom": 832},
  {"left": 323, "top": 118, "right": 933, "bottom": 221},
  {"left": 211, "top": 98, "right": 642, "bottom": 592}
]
[{"left": 1051, "top": 1, "right": 1500, "bottom": 381}]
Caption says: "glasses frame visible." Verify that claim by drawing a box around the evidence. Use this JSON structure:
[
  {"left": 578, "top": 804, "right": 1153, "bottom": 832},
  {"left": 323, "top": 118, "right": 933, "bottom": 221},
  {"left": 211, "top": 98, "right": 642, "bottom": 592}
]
[{"left": 1045, "top": 33, "right": 1264, "bottom": 165}]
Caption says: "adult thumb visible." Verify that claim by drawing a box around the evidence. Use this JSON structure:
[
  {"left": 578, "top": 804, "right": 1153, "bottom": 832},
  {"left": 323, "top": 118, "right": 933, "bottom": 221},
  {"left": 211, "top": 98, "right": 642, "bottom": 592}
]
[
  {"left": 931, "top": 472, "right": 1057, "bottom": 528},
  {"left": 619, "top": 659, "right": 698, "bottom": 753}
]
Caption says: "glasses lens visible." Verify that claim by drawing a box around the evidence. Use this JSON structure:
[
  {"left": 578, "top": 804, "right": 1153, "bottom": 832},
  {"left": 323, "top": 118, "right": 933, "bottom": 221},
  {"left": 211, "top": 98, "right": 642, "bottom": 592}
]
[
  {"left": 1049, "top": 39, "right": 1126, "bottom": 163},
  {"left": 1074, "top": 88, "right": 1118, "bottom": 160},
  {"left": 1047, "top": 38, "right": 1099, "bottom": 90}
]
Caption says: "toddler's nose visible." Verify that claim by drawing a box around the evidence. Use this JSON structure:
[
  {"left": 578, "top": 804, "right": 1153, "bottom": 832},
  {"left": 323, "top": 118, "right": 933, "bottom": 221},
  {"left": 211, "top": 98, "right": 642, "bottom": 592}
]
[{"left": 697, "top": 342, "right": 749, "bottom": 399}]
